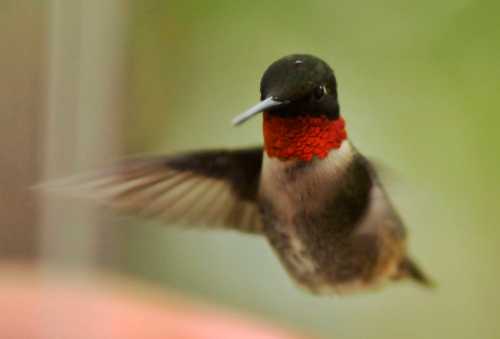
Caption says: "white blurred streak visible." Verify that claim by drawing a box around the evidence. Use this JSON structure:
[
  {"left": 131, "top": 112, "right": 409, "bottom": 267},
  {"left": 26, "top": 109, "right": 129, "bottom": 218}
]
[
  {"left": 41, "top": 0, "right": 128, "bottom": 336},
  {"left": 41, "top": 0, "right": 127, "bottom": 335}
]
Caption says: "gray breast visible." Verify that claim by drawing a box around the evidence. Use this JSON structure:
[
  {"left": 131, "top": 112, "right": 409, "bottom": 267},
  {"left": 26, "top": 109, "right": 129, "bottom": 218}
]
[{"left": 258, "top": 141, "right": 405, "bottom": 292}]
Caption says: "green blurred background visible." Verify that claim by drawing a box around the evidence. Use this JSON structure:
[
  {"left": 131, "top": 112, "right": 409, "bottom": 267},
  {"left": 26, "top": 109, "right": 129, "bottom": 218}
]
[
  {"left": 122, "top": 1, "right": 500, "bottom": 338},
  {"left": 2, "top": 0, "right": 500, "bottom": 338}
]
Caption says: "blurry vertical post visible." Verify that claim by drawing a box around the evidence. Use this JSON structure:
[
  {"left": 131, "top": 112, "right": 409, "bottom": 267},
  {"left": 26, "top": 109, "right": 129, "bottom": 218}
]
[
  {"left": 42, "top": 1, "right": 128, "bottom": 269},
  {"left": 0, "top": 1, "right": 45, "bottom": 258}
]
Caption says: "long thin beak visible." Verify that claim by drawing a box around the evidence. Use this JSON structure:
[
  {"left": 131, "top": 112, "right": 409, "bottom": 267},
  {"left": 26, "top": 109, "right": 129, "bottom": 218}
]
[{"left": 232, "top": 97, "right": 286, "bottom": 126}]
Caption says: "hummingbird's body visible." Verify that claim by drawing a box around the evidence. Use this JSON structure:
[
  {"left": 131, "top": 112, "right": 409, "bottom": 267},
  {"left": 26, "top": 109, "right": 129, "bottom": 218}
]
[
  {"left": 260, "top": 141, "right": 407, "bottom": 293},
  {"left": 77, "top": 54, "right": 430, "bottom": 293}
]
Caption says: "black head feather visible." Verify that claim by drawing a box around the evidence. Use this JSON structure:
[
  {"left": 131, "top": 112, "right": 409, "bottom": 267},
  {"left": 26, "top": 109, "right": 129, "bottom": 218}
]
[{"left": 260, "top": 54, "right": 340, "bottom": 119}]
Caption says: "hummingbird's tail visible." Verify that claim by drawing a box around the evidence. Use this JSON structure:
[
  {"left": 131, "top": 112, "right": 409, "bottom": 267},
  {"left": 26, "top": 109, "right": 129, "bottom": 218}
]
[{"left": 395, "top": 257, "right": 434, "bottom": 288}]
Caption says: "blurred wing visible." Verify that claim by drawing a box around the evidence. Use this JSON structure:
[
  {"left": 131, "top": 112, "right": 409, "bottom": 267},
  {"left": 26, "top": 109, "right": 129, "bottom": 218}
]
[{"left": 68, "top": 147, "right": 264, "bottom": 234}]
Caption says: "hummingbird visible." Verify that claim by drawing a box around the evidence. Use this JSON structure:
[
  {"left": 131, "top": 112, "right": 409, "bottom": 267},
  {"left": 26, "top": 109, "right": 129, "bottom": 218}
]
[{"left": 78, "top": 54, "right": 430, "bottom": 294}]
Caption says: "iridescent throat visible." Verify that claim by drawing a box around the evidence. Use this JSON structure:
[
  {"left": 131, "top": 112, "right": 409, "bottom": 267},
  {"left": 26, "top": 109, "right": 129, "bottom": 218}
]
[{"left": 263, "top": 113, "right": 347, "bottom": 162}]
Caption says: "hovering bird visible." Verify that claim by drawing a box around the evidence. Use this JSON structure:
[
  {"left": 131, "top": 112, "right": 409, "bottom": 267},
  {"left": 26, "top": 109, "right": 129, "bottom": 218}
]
[{"left": 74, "top": 54, "right": 430, "bottom": 294}]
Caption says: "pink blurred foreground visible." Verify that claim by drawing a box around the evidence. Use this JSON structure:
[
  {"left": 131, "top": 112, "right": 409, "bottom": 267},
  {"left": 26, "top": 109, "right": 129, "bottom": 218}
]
[{"left": 0, "top": 264, "right": 308, "bottom": 339}]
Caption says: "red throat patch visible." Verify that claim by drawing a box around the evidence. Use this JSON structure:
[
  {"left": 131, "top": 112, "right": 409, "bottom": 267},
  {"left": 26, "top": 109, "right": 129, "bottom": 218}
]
[{"left": 263, "top": 113, "right": 347, "bottom": 161}]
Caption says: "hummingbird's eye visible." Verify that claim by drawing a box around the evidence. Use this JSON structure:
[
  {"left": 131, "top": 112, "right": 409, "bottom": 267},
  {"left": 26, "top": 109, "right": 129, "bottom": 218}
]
[{"left": 313, "top": 86, "right": 325, "bottom": 100}]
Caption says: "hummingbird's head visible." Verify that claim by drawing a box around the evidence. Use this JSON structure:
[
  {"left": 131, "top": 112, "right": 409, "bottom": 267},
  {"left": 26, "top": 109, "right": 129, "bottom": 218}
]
[
  {"left": 233, "top": 54, "right": 347, "bottom": 162},
  {"left": 260, "top": 54, "right": 339, "bottom": 119},
  {"left": 233, "top": 54, "right": 340, "bottom": 125}
]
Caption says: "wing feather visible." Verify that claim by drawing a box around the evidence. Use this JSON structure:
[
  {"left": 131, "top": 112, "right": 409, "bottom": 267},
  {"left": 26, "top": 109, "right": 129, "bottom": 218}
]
[{"left": 56, "top": 147, "right": 264, "bottom": 233}]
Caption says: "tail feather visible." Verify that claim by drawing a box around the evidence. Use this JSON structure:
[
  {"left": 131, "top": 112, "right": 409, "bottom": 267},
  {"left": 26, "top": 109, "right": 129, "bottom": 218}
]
[{"left": 396, "top": 257, "right": 434, "bottom": 288}]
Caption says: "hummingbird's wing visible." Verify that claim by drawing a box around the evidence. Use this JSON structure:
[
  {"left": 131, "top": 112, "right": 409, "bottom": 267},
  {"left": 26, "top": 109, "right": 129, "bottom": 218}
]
[{"left": 60, "top": 147, "right": 264, "bottom": 234}]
